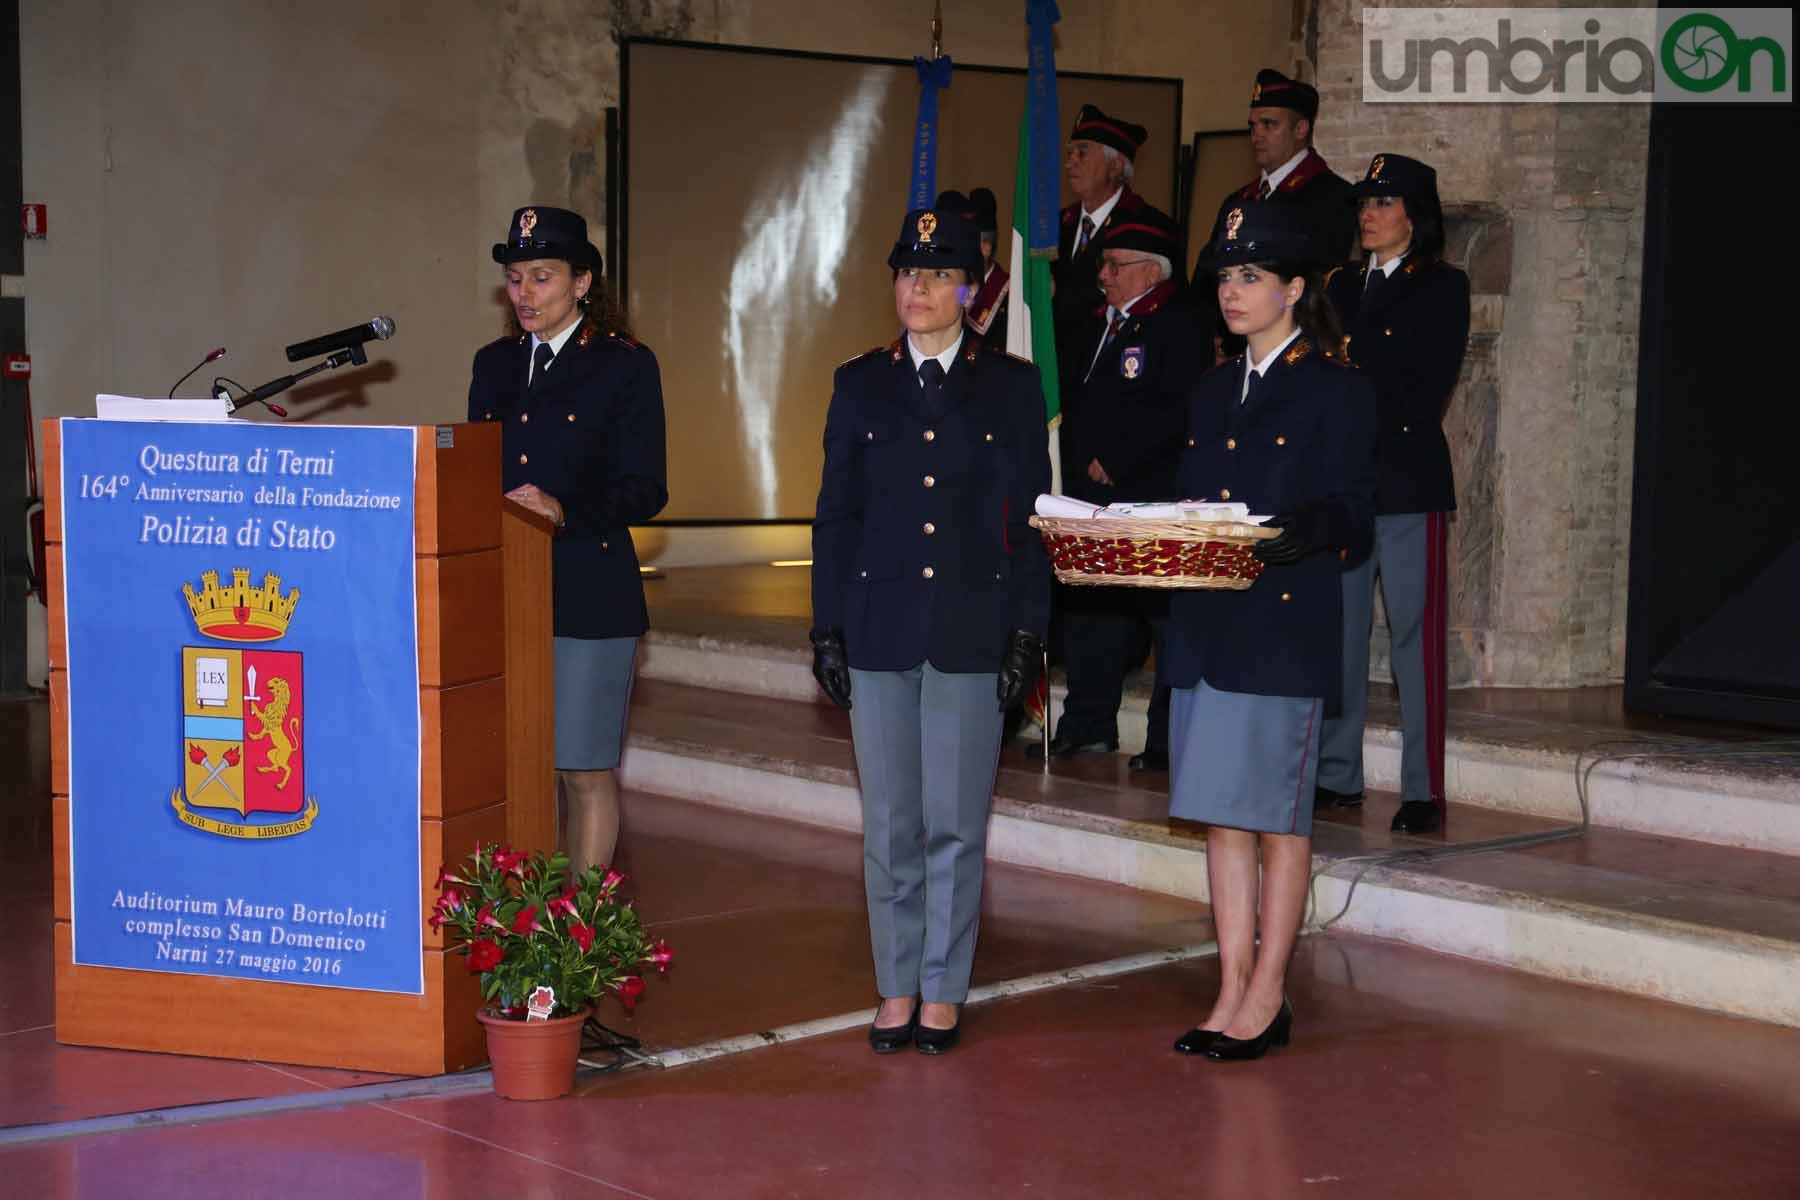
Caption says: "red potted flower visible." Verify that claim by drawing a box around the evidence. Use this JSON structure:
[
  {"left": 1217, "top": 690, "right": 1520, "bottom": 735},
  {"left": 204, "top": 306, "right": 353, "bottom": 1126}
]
[{"left": 433, "top": 843, "right": 672, "bottom": 1099}]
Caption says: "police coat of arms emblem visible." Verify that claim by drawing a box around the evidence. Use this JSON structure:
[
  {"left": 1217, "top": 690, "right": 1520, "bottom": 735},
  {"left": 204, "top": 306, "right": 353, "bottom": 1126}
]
[{"left": 172, "top": 569, "right": 318, "bottom": 838}]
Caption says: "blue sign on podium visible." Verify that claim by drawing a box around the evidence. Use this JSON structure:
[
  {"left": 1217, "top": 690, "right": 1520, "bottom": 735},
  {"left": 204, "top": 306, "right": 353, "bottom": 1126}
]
[{"left": 60, "top": 419, "right": 424, "bottom": 995}]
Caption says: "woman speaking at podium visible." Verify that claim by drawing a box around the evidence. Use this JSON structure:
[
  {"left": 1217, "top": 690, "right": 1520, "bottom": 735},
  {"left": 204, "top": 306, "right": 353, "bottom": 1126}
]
[{"left": 468, "top": 205, "right": 668, "bottom": 875}]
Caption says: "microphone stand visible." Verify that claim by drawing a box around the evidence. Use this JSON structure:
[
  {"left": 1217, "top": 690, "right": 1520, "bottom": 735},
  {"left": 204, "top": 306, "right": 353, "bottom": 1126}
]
[{"left": 224, "top": 344, "right": 368, "bottom": 418}]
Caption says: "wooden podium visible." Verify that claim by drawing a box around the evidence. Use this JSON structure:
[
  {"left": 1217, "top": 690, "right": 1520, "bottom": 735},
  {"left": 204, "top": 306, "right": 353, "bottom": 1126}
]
[{"left": 45, "top": 421, "right": 556, "bottom": 1076}]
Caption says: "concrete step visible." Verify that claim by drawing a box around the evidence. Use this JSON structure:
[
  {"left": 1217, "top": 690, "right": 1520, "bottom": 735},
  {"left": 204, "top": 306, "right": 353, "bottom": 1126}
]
[
  {"left": 638, "top": 626, "right": 1800, "bottom": 857},
  {"left": 620, "top": 679, "right": 1800, "bottom": 1029}
]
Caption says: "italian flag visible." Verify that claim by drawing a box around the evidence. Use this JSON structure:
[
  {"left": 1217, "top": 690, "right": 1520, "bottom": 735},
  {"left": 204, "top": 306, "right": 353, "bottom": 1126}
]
[{"left": 1006, "top": 107, "right": 1063, "bottom": 496}]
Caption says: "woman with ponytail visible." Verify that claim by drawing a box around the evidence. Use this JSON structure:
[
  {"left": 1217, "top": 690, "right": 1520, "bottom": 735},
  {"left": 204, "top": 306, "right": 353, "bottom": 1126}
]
[{"left": 1163, "top": 201, "right": 1376, "bottom": 1061}]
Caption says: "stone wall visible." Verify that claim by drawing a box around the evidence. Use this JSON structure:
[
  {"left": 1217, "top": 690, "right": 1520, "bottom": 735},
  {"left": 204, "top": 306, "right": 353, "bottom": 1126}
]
[{"left": 1304, "top": 0, "right": 1648, "bottom": 687}]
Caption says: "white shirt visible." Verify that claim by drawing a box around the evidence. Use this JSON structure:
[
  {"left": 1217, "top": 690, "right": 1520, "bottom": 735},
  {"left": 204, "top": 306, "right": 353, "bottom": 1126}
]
[
  {"left": 527, "top": 314, "right": 583, "bottom": 385},
  {"left": 1367, "top": 249, "right": 1407, "bottom": 280},
  {"left": 1241, "top": 329, "right": 1303, "bottom": 403},
  {"left": 1076, "top": 187, "right": 1125, "bottom": 247},
  {"left": 907, "top": 330, "right": 964, "bottom": 383},
  {"left": 1260, "top": 149, "right": 1309, "bottom": 197}
]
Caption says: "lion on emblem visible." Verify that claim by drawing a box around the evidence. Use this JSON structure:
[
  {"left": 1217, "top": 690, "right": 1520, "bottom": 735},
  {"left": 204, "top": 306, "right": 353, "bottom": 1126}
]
[{"left": 248, "top": 676, "right": 301, "bottom": 790}]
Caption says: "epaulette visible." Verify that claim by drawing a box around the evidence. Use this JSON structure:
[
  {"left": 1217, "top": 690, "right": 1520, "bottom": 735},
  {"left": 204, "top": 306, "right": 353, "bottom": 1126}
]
[
  {"left": 838, "top": 343, "right": 891, "bottom": 368},
  {"left": 603, "top": 329, "right": 643, "bottom": 350}
]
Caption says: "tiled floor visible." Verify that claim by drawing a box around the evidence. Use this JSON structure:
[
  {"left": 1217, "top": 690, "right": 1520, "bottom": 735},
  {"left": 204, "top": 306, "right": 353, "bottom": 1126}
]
[{"left": 9, "top": 678, "right": 1800, "bottom": 1198}]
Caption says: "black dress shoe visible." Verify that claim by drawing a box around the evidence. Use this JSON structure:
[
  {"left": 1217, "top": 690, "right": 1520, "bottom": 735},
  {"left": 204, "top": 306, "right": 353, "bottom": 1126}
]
[
  {"left": 868, "top": 1003, "right": 919, "bottom": 1055},
  {"left": 1390, "top": 800, "right": 1443, "bottom": 834},
  {"left": 1172, "top": 1027, "right": 1221, "bottom": 1055},
  {"left": 1129, "top": 748, "right": 1170, "bottom": 772},
  {"left": 1314, "top": 785, "right": 1364, "bottom": 811},
  {"left": 914, "top": 1019, "right": 960, "bottom": 1055},
  {"left": 1204, "top": 999, "right": 1292, "bottom": 1062},
  {"left": 1025, "top": 732, "right": 1119, "bottom": 760}
]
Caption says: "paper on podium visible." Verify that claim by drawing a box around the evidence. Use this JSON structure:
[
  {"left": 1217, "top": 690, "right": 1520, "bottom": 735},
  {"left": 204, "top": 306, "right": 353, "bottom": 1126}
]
[{"left": 96, "top": 394, "right": 232, "bottom": 421}]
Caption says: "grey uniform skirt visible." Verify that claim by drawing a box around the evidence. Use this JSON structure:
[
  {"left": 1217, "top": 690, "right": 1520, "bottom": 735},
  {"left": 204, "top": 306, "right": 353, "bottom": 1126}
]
[
  {"left": 1167, "top": 679, "right": 1323, "bottom": 837},
  {"left": 553, "top": 635, "right": 640, "bottom": 771}
]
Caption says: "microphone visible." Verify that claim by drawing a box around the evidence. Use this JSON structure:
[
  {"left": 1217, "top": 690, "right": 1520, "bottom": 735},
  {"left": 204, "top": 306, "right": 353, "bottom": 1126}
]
[
  {"left": 221, "top": 377, "right": 291, "bottom": 418},
  {"left": 168, "top": 347, "right": 227, "bottom": 398},
  {"left": 284, "top": 316, "right": 396, "bottom": 363}
]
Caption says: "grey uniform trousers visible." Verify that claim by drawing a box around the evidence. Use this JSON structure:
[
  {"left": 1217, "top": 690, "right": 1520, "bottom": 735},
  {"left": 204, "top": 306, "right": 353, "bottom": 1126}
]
[
  {"left": 1319, "top": 511, "right": 1451, "bottom": 806},
  {"left": 848, "top": 663, "right": 1004, "bottom": 1004}
]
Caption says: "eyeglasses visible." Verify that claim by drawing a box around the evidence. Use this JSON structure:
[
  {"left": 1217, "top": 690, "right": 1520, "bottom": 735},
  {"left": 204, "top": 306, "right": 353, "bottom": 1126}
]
[{"left": 1098, "top": 256, "right": 1159, "bottom": 273}]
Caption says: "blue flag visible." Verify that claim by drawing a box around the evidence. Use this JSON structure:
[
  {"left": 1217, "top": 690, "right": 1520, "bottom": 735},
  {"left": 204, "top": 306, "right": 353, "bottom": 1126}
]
[
  {"left": 910, "top": 55, "right": 954, "bottom": 211},
  {"left": 1025, "top": 0, "right": 1062, "bottom": 254}
]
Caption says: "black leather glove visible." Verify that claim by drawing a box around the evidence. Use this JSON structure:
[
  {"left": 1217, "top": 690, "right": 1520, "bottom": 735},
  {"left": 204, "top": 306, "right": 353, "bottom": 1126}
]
[
  {"left": 809, "top": 627, "right": 852, "bottom": 710},
  {"left": 1252, "top": 500, "right": 1330, "bottom": 566},
  {"left": 996, "top": 629, "right": 1045, "bottom": 711}
]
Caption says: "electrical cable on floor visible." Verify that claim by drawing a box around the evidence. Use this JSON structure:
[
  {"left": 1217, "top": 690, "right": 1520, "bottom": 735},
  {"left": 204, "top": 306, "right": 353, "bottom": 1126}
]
[
  {"left": 577, "top": 1017, "right": 659, "bottom": 1074},
  {"left": 1306, "top": 732, "right": 1800, "bottom": 932}
]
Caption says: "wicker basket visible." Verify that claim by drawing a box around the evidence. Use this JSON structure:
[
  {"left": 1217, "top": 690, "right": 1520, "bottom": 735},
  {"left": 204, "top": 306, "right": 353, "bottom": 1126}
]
[{"left": 1029, "top": 515, "right": 1279, "bottom": 590}]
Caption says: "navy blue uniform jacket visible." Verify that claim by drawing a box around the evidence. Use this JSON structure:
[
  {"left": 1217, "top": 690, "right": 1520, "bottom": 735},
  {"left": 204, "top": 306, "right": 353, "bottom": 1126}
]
[
  {"left": 1162, "top": 338, "right": 1377, "bottom": 709},
  {"left": 812, "top": 334, "right": 1052, "bottom": 673},
  {"left": 1061, "top": 279, "right": 1208, "bottom": 506},
  {"left": 1326, "top": 258, "right": 1470, "bottom": 517},
  {"left": 468, "top": 322, "right": 668, "bottom": 639}
]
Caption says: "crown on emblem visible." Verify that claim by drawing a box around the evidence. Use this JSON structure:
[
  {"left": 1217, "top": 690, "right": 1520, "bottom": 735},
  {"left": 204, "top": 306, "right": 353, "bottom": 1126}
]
[
  {"left": 518, "top": 208, "right": 538, "bottom": 239},
  {"left": 1369, "top": 155, "right": 1386, "bottom": 180},
  {"left": 183, "top": 568, "right": 300, "bottom": 642},
  {"left": 917, "top": 211, "right": 938, "bottom": 243},
  {"left": 1224, "top": 208, "right": 1244, "bottom": 241},
  {"left": 1250, "top": 82, "right": 1262, "bottom": 103}
]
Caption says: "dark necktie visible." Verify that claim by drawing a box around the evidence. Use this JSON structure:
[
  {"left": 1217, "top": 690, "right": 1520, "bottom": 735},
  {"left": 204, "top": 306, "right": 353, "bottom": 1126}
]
[
  {"left": 530, "top": 341, "right": 554, "bottom": 388},
  {"left": 1364, "top": 265, "right": 1388, "bottom": 302},
  {"left": 918, "top": 358, "right": 948, "bottom": 415},
  {"left": 1086, "top": 312, "right": 1125, "bottom": 381},
  {"left": 1257, "top": 178, "right": 1273, "bottom": 200},
  {"left": 1075, "top": 214, "right": 1095, "bottom": 256},
  {"left": 1242, "top": 367, "right": 1262, "bottom": 408}
]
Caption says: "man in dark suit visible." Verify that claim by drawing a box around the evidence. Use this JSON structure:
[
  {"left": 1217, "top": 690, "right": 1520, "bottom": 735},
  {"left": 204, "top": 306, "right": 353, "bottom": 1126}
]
[
  {"left": 1036, "top": 206, "right": 1203, "bottom": 765},
  {"left": 1052, "top": 104, "right": 1154, "bottom": 383},
  {"left": 1195, "top": 69, "right": 1357, "bottom": 359}
]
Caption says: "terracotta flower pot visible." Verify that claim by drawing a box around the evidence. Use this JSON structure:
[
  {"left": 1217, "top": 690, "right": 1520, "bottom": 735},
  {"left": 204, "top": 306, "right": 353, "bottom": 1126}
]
[{"left": 477, "top": 1006, "right": 590, "bottom": 1100}]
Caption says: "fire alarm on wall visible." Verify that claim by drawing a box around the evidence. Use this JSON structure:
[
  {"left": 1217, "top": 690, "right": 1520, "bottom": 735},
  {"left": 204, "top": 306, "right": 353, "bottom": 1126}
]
[{"left": 22, "top": 204, "right": 47, "bottom": 239}]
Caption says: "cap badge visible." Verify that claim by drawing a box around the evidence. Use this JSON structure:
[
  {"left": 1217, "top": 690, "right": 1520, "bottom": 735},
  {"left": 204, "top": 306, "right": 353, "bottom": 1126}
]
[
  {"left": 917, "top": 212, "right": 938, "bottom": 243},
  {"left": 1250, "top": 82, "right": 1263, "bottom": 103},
  {"left": 1369, "top": 155, "right": 1386, "bottom": 181},
  {"left": 1224, "top": 208, "right": 1244, "bottom": 242},
  {"left": 518, "top": 209, "right": 538, "bottom": 240}
]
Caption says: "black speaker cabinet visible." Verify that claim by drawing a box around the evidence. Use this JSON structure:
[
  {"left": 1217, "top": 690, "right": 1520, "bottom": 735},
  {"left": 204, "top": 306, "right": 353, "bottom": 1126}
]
[{"left": 1626, "top": 101, "right": 1800, "bottom": 729}]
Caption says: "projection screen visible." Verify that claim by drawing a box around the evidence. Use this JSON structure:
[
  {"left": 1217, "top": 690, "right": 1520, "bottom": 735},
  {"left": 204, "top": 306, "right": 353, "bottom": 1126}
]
[{"left": 622, "top": 39, "right": 1182, "bottom": 522}]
